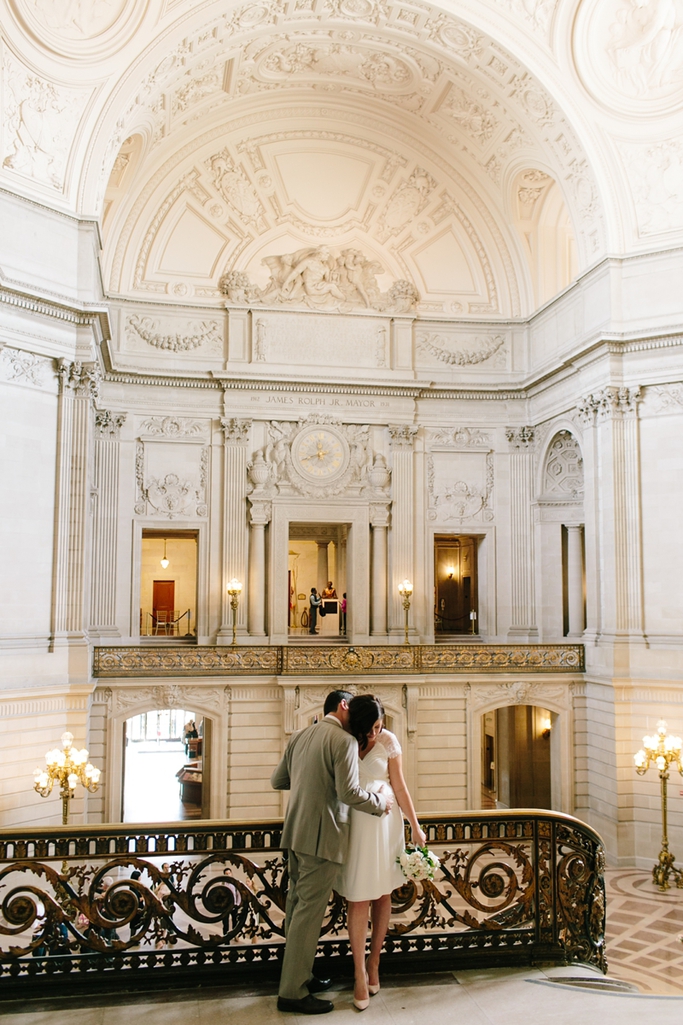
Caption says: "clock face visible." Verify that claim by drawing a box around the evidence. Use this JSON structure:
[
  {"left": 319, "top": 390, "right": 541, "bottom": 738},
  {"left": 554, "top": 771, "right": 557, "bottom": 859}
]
[{"left": 292, "top": 428, "right": 349, "bottom": 482}]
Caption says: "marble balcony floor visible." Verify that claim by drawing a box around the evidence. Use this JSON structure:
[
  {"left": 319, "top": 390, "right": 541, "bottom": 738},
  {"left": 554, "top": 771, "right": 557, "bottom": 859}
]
[{"left": 1, "top": 869, "right": 681, "bottom": 1025}]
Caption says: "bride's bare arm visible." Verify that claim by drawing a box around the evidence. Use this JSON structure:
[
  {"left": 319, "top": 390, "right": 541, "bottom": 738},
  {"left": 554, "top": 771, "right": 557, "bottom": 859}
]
[{"left": 387, "top": 754, "right": 426, "bottom": 846}]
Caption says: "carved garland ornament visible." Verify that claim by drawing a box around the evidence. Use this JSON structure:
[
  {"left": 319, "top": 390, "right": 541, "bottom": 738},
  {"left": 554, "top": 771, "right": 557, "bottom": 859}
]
[
  {"left": 417, "top": 333, "right": 506, "bottom": 366},
  {"left": 126, "top": 315, "right": 222, "bottom": 353}
]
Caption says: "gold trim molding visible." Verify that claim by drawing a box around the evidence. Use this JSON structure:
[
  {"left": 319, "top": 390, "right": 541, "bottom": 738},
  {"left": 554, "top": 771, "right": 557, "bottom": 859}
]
[{"left": 93, "top": 643, "right": 584, "bottom": 678}]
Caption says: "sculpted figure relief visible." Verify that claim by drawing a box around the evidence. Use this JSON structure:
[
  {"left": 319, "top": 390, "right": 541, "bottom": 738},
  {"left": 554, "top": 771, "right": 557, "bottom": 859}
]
[
  {"left": 606, "top": 0, "right": 683, "bottom": 91},
  {"left": 219, "top": 246, "right": 419, "bottom": 313}
]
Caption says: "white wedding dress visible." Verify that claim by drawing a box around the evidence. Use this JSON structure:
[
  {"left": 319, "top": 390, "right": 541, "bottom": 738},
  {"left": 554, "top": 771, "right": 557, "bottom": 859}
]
[{"left": 338, "top": 730, "right": 406, "bottom": 902}]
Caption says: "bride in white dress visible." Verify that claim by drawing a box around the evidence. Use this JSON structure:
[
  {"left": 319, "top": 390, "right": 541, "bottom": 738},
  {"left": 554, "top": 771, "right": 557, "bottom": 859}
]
[{"left": 338, "top": 695, "right": 426, "bottom": 1010}]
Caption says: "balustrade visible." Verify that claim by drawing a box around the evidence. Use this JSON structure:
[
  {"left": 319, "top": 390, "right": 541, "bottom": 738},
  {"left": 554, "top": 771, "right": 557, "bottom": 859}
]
[{"left": 0, "top": 810, "right": 605, "bottom": 993}]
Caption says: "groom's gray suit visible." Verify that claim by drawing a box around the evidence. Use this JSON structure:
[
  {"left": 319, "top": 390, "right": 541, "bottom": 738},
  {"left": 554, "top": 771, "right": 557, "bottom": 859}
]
[{"left": 271, "top": 714, "right": 387, "bottom": 1001}]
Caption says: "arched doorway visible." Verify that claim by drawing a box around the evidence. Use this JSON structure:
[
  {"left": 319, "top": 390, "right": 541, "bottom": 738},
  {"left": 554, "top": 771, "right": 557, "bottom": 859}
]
[
  {"left": 122, "top": 709, "right": 211, "bottom": 822},
  {"left": 482, "top": 705, "right": 555, "bottom": 810}
]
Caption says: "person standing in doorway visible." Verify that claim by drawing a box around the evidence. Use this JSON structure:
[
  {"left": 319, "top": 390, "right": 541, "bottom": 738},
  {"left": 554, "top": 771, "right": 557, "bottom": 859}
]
[
  {"left": 340, "top": 593, "right": 347, "bottom": 636},
  {"left": 271, "top": 690, "right": 393, "bottom": 1014},
  {"left": 309, "top": 587, "right": 322, "bottom": 634}
]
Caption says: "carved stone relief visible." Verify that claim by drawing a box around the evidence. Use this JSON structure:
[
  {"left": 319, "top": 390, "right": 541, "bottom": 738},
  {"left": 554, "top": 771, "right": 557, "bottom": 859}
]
[
  {"left": 574, "top": 0, "right": 683, "bottom": 113},
  {"left": 139, "top": 417, "right": 208, "bottom": 438},
  {"left": 0, "top": 346, "right": 52, "bottom": 387},
  {"left": 219, "top": 246, "right": 418, "bottom": 314},
  {"left": 125, "top": 315, "right": 223, "bottom": 354},
  {"left": 645, "top": 382, "right": 683, "bottom": 413},
  {"left": 542, "top": 431, "right": 584, "bottom": 498},
  {"left": 135, "top": 441, "right": 209, "bottom": 519},
  {"left": 617, "top": 137, "right": 683, "bottom": 236},
  {"left": 248, "top": 414, "right": 381, "bottom": 500},
  {"left": 467, "top": 679, "right": 572, "bottom": 713},
  {"left": 416, "top": 333, "right": 507, "bottom": 368},
  {"left": 427, "top": 451, "right": 494, "bottom": 523},
  {"left": 1, "top": 51, "right": 90, "bottom": 190},
  {"left": 426, "top": 427, "right": 492, "bottom": 448}
]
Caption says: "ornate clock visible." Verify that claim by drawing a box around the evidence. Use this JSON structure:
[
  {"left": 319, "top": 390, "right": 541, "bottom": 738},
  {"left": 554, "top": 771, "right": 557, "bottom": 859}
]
[{"left": 291, "top": 426, "right": 349, "bottom": 483}]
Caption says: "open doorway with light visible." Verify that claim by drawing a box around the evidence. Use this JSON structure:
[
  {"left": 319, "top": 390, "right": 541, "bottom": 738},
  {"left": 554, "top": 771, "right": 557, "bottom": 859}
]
[
  {"left": 288, "top": 524, "right": 347, "bottom": 640},
  {"left": 140, "top": 530, "right": 197, "bottom": 640},
  {"left": 434, "top": 535, "right": 479, "bottom": 636},
  {"left": 483, "top": 705, "right": 554, "bottom": 810},
  {"left": 122, "top": 709, "right": 211, "bottom": 821}
]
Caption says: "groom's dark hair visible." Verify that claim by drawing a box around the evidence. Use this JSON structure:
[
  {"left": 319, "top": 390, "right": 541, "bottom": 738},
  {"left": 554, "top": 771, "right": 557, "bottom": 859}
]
[{"left": 323, "top": 690, "right": 354, "bottom": 715}]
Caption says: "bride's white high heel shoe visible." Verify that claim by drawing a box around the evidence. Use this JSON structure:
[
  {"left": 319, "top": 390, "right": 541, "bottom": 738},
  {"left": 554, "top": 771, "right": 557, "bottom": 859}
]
[
  {"left": 366, "top": 961, "right": 380, "bottom": 996},
  {"left": 353, "top": 973, "right": 370, "bottom": 1010}
]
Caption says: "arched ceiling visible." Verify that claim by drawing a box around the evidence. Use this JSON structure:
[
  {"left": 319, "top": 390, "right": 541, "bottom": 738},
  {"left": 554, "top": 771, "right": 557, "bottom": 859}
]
[{"left": 2, "top": 1, "right": 683, "bottom": 318}]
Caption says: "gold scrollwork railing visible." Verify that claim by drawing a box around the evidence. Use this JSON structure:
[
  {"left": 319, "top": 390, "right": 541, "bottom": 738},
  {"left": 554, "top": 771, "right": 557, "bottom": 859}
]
[
  {"left": 93, "top": 643, "right": 585, "bottom": 677},
  {"left": 0, "top": 810, "right": 605, "bottom": 992}
]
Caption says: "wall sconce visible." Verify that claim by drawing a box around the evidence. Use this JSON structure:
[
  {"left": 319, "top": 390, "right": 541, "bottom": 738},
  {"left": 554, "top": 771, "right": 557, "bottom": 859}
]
[
  {"left": 541, "top": 717, "right": 552, "bottom": 739},
  {"left": 397, "top": 579, "right": 413, "bottom": 645},
  {"left": 446, "top": 566, "right": 454, "bottom": 579},
  {"left": 160, "top": 538, "right": 169, "bottom": 569},
  {"left": 227, "top": 578, "right": 242, "bottom": 645},
  {"left": 469, "top": 609, "right": 477, "bottom": 634}
]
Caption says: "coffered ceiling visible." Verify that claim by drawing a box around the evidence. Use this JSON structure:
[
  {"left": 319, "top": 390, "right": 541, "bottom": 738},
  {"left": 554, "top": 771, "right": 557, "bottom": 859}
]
[{"left": 2, "top": 1, "right": 682, "bottom": 317}]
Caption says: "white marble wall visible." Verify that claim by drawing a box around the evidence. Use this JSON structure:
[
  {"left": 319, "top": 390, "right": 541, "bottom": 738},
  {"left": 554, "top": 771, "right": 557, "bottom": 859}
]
[{"left": 2, "top": 188, "right": 683, "bottom": 870}]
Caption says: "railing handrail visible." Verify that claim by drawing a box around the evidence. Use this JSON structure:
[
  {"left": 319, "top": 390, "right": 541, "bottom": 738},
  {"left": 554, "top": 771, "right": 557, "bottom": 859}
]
[
  {"left": 0, "top": 809, "right": 605, "bottom": 850},
  {"left": 0, "top": 808, "right": 606, "bottom": 991}
]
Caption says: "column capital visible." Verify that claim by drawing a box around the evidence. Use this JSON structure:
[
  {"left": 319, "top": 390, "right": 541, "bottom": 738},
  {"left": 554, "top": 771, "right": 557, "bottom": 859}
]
[
  {"left": 388, "top": 424, "right": 418, "bottom": 448},
  {"left": 95, "top": 410, "right": 126, "bottom": 439},
  {"left": 56, "top": 358, "right": 100, "bottom": 401},
  {"left": 506, "top": 426, "right": 535, "bottom": 449},
  {"left": 248, "top": 498, "right": 271, "bottom": 525},
  {"left": 370, "top": 502, "right": 391, "bottom": 528},
  {"left": 577, "top": 386, "right": 642, "bottom": 426},
  {"left": 221, "top": 417, "right": 252, "bottom": 443}
]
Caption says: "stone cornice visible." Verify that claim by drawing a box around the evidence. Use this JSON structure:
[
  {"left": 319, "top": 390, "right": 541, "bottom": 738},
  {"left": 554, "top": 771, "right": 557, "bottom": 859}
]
[{"left": 0, "top": 281, "right": 110, "bottom": 339}]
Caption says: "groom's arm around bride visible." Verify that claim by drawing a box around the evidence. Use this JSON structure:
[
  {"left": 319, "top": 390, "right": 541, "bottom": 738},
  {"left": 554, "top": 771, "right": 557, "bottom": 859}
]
[{"left": 271, "top": 689, "right": 393, "bottom": 1014}]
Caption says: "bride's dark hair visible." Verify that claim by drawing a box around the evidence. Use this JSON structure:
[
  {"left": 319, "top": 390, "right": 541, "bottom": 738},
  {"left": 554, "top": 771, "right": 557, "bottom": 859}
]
[{"left": 348, "top": 694, "right": 385, "bottom": 751}]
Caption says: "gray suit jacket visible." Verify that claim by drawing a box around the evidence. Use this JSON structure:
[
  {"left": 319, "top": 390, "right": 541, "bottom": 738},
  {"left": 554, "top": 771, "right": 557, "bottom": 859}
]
[{"left": 271, "top": 716, "right": 387, "bottom": 864}]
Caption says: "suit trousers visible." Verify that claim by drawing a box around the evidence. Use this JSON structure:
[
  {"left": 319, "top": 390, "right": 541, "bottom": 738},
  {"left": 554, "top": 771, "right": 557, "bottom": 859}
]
[{"left": 279, "top": 849, "right": 339, "bottom": 1000}]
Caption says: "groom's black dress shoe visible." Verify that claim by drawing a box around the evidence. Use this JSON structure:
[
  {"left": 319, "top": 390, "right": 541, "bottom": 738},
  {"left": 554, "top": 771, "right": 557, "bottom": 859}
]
[
  {"left": 277, "top": 995, "right": 334, "bottom": 1014},
  {"left": 308, "top": 976, "right": 333, "bottom": 993}
]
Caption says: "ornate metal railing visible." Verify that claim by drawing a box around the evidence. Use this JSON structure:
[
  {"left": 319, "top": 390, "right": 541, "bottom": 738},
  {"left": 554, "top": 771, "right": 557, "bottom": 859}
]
[
  {"left": 0, "top": 810, "right": 604, "bottom": 992},
  {"left": 93, "top": 643, "right": 584, "bottom": 677}
]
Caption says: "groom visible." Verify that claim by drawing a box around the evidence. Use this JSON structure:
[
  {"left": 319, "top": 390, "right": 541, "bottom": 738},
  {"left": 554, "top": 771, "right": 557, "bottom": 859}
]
[{"left": 271, "top": 689, "right": 392, "bottom": 1014}]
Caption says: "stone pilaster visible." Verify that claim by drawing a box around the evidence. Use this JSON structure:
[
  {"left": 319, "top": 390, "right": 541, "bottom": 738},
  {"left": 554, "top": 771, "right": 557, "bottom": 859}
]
[
  {"left": 578, "top": 387, "right": 643, "bottom": 646},
  {"left": 51, "top": 360, "right": 99, "bottom": 666},
  {"left": 248, "top": 499, "right": 271, "bottom": 637},
  {"left": 89, "top": 410, "right": 126, "bottom": 637},
  {"left": 388, "top": 425, "right": 417, "bottom": 637},
  {"left": 506, "top": 427, "right": 538, "bottom": 641},
  {"left": 218, "top": 418, "right": 251, "bottom": 642},
  {"left": 370, "top": 503, "right": 390, "bottom": 637}
]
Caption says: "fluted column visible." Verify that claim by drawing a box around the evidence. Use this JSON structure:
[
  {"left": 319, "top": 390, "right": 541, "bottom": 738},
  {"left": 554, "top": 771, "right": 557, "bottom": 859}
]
[
  {"left": 51, "top": 360, "right": 99, "bottom": 659},
  {"left": 370, "top": 504, "right": 390, "bottom": 636},
  {"left": 506, "top": 427, "right": 538, "bottom": 640},
  {"left": 565, "top": 524, "right": 585, "bottom": 638},
  {"left": 388, "top": 425, "right": 417, "bottom": 638},
  {"left": 248, "top": 500, "right": 270, "bottom": 637},
  {"left": 218, "top": 418, "right": 251, "bottom": 643},
  {"left": 89, "top": 411, "right": 126, "bottom": 637},
  {"left": 578, "top": 387, "right": 643, "bottom": 646}
]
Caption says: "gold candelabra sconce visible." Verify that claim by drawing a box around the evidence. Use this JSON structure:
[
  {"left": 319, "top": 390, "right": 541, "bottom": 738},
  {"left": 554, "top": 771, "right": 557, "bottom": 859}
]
[
  {"left": 227, "top": 578, "right": 242, "bottom": 645},
  {"left": 33, "top": 732, "right": 101, "bottom": 826},
  {"left": 634, "top": 719, "right": 683, "bottom": 891},
  {"left": 398, "top": 579, "right": 413, "bottom": 645}
]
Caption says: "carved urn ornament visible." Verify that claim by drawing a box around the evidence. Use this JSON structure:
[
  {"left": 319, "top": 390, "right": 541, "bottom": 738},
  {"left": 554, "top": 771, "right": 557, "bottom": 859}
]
[
  {"left": 368, "top": 453, "right": 391, "bottom": 490},
  {"left": 248, "top": 450, "right": 270, "bottom": 488}
]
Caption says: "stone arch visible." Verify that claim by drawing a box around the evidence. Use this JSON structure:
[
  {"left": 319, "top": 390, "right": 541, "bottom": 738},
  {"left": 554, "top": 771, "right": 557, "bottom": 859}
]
[
  {"left": 466, "top": 681, "right": 576, "bottom": 815},
  {"left": 101, "top": 683, "right": 229, "bottom": 823}
]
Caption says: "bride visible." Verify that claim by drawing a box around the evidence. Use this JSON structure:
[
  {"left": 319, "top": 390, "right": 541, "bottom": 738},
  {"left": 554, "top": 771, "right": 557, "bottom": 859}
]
[{"left": 338, "top": 694, "right": 426, "bottom": 1010}]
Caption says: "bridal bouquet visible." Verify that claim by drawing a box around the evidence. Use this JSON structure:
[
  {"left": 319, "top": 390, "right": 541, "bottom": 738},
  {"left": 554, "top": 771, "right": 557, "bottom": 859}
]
[{"left": 398, "top": 843, "right": 441, "bottom": 882}]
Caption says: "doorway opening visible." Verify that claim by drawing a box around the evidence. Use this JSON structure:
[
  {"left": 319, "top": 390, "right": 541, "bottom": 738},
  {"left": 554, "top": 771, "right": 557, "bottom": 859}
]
[
  {"left": 122, "top": 709, "right": 211, "bottom": 821},
  {"left": 288, "top": 524, "right": 348, "bottom": 641},
  {"left": 434, "top": 535, "right": 479, "bottom": 636},
  {"left": 140, "top": 530, "right": 197, "bottom": 640},
  {"left": 484, "top": 705, "right": 553, "bottom": 810}
]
